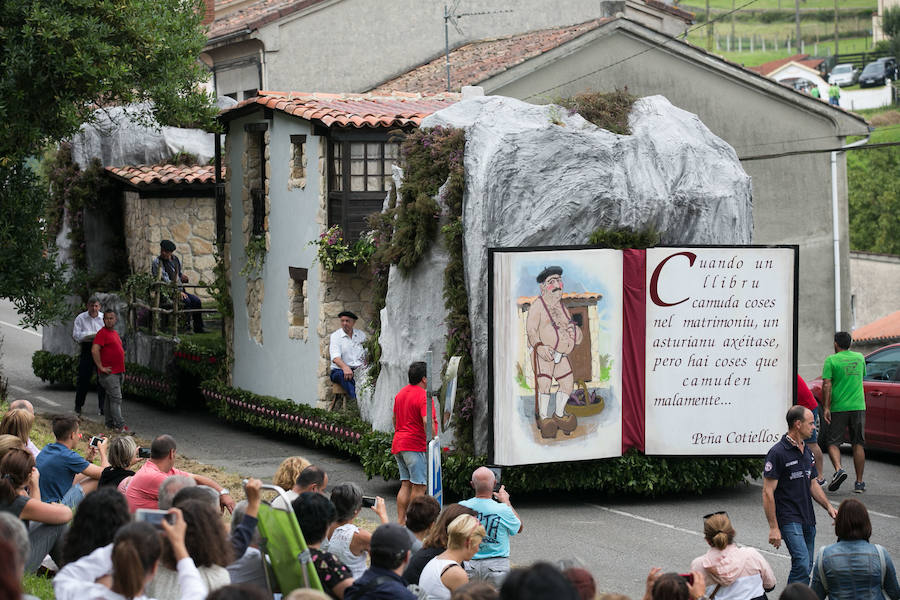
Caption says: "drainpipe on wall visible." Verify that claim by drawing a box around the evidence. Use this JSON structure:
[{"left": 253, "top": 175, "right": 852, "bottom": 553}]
[{"left": 830, "top": 133, "right": 870, "bottom": 331}]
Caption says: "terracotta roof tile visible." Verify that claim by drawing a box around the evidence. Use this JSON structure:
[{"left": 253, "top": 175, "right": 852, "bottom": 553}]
[
  {"left": 517, "top": 292, "right": 603, "bottom": 306},
  {"left": 853, "top": 310, "right": 900, "bottom": 344},
  {"left": 218, "top": 91, "right": 460, "bottom": 127},
  {"left": 207, "top": 0, "right": 327, "bottom": 40},
  {"left": 643, "top": 0, "right": 695, "bottom": 22},
  {"left": 370, "top": 19, "right": 610, "bottom": 95},
  {"left": 748, "top": 54, "right": 824, "bottom": 77},
  {"left": 105, "top": 164, "right": 223, "bottom": 187}
]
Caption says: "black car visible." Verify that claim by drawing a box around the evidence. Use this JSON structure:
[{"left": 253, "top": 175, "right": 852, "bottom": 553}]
[{"left": 859, "top": 61, "right": 892, "bottom": 87}]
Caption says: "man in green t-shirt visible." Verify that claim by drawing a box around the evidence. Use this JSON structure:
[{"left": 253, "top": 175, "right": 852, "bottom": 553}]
[{"left": 821, "top": 331, "right": 866, "bottom": 493}]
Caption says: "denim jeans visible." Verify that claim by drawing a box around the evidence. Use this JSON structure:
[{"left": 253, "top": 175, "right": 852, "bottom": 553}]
[
  {"left": 782, "top": 521, "right": 816, "bottom": 583},
  {"left": 99, "top": 372, "right": 125, "bottom": 429}
]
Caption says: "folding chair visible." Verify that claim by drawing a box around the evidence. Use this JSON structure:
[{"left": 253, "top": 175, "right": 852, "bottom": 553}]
[{"left": 255, "top": 484, "right": 324, "bottom": 596}]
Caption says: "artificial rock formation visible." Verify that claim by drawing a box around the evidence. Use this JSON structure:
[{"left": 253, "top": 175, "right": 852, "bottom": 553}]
[{"left": 371, "top": 95, "right": 753, "bottom": 450}]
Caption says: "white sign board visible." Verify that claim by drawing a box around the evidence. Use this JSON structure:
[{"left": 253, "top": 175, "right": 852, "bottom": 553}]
[
  {"left": 427, "top": 438, "right": 443, "bottom": 508},
  {"left": 644, "top": 247, "right": 796, "bottom": 454}
]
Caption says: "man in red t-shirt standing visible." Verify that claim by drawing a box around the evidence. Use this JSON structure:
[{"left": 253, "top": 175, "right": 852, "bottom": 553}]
[
  {"left": 392, "top": 361, "right": 437, "bottom": 525},
  {"left": 92, "top": 309, "right": 129, "bottom": 433}
]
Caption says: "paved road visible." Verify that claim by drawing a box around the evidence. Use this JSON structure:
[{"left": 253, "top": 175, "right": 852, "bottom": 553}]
[{"left": 2, "top": 299, "right": 898, "bottom": 598}]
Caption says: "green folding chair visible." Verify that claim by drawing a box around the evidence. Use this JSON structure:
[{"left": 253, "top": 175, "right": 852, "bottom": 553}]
[{"left": 255, "top": 483, "right": 323, "bottom": 595}]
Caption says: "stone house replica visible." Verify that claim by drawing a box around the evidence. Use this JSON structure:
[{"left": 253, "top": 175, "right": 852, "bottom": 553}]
[
  {"left": 369, "top": 16, "right": 871, "bottom": 379},
  {"left": 201, "top": 0, "right": 691, "bottom": 100},
  {"left": 105, "top": 164, "right": 221, "bottom": 300},
  {"left": 216, "top": 92, "right": 457, "bottom": 404}
]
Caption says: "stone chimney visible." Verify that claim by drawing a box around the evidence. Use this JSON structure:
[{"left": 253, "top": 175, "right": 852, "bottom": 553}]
[{"left": 202, "top": 0, "right": 215, "bottom": 25}]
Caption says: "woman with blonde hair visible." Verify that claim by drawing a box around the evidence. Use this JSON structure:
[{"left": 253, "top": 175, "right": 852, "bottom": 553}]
[
  {"left": 54, "top": 508, "right": 206, "bottom": 600},
  {"left": 419, "top": 514, "right": 487, "bottom": 600},
  {"left": 690, "top": 512, "right": 775, "bottom": 600},
  {"left": 274, "top": 455, "right": 311, "bottom": 490},
  {"left": 0, "top": 434, "right": 24, "bottom": 460},
  {"left": 100, "top": 436, "right": 140, "bottom": 492},
  {"left": 0, "top": 409, "right": 36, "bottom": 459}
]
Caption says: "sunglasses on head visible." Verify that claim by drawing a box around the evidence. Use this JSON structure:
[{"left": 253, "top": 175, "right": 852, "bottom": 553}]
[{"left": 703, "top": 511, "right": 727, "bottom": 520}]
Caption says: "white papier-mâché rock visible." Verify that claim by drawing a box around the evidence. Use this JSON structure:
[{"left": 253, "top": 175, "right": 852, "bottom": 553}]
[
  {"left": 70, "top": 104, "right": 214, "bottom": 169},
  {"left": 369, "top": 95, "right": 752, "bottom": 449}
]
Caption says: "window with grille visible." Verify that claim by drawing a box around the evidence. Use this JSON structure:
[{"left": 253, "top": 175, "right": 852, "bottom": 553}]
[{"left": 328, "top": 135, "right": 401, "bottom": 242}]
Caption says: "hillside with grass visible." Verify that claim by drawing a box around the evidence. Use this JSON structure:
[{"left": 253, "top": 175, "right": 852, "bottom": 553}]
[{"left": 680, "top": 0, "right": 878, "bottom": 68}]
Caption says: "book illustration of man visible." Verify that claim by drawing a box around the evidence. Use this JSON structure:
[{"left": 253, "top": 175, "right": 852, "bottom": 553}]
[{"left": 525, "top": 266, "right": 583, "bottom": 439}]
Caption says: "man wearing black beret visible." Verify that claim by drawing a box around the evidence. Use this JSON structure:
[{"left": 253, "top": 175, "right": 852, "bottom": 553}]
[
  {"left": 525, "top": 266, "right": 583, "bottom": 439},
  {"left": 329, "top": 310, "right": 367, "bottom": 399}
]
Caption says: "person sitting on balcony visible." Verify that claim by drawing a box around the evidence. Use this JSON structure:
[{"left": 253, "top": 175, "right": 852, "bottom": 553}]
[{"left": 151, "top": 239, "right": 205, "bottom": 334}]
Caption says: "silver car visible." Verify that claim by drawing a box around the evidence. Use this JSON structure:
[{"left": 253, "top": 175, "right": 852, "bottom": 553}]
[{"left": 828, "top": 63, "right": 859, "bottom": 87}]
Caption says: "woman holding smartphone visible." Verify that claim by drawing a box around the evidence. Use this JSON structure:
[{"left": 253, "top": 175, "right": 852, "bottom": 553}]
[{"left": 54, "top": 507, "right": 206, "bottom": 600}]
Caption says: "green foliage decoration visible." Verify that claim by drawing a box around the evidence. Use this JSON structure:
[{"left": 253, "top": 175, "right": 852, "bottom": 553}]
[
  {"left": 203, "top": 249, "right": 234, "bottom": 319},
  {"left": 122, "top": 363, "right": 178, "bottom": 407},
  {"left": 174, "top": 339, "right": 226, "bottom": 381},
  {"left": 555, "top": 89, "right": 638, "bottom": 135},
  {"left": 32, "top": 351, "right": 80, "bottom": 387},
  {"left": 308, "top": 226, "right": 375, "bottom": 271},
  {"left": 201, "top": 380, "right": 374, "bottom": 457},
  {"left": 588, "top": 227, "right": 660, "bottom": 249},
  {"left": 241, "top": 235, "right": 268, "bottom": 277}
]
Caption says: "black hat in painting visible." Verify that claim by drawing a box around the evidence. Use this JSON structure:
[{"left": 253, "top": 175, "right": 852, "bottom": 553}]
[{"left": 536, "top": 266, "right": 563, "bottom": 283}]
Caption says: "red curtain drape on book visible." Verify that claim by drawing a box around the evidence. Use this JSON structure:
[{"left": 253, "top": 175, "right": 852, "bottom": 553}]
[{"left": 622, "top": 249, "right": 646, "bottom": 453}]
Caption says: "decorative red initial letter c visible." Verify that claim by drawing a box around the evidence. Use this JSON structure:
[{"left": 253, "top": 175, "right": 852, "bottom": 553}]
[{"left": 649, "top": 251, "right": 696, "bottom": 307}]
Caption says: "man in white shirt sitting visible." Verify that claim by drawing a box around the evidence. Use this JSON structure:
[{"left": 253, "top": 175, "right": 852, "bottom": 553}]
[
  {"left": 72, "top": 297, "right": 105, "bottom": 416},
  {"left": 329, "top": 310, "right": 367, "bottom": 400}
]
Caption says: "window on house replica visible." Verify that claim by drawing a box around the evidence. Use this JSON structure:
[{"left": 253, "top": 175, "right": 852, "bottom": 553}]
[{"left": 328, "top": 135, "right": 400, "bottom": 241}]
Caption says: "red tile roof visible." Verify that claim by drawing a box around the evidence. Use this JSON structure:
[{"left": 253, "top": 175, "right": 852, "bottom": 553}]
[
  {"left": 518, "top": 292, "right": 603, "bottom": 306},
  {"left": 207, "top": 0, "right": 326, "bottom": 40},
  {"left": 370, "top": 19, "right": 610, "bottom": 95},
  {"left": 748, "top": 54, "right": 824, "bottom": 77},
  {"left": 853, "top": 310, "right": 900, "bottom": 344},
  {"left": 218, "top": 91, "right": 459, "bottom": 127},
  {"left": 105, "top": 164, "right": 222, "bottom": 187}
]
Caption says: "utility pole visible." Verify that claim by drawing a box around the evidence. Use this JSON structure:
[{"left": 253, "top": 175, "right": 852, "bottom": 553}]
[
  {"left": 834, "top": 0, "right": 839, "bottom": 57},
  {"left": 706, "top": 0, "right": 713, "bottom": 51},
  {"left": 731, "top": 0, "right": 736, "bottom": 44},
  {"left": 795, "top": 0, "right": 801, "bottom": 54}
]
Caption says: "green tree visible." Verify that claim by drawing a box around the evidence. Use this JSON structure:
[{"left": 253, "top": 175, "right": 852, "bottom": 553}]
[
  {"left": 848, "top": 147, "right": 900, "bottom": 255},
  {"left": 0, "top": 0, "right": 217, "bottom": 326}
]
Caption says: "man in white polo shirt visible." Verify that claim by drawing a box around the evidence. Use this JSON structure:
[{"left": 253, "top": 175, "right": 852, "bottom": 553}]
[{"left": 329, "top": 310, "right": 366, "bottom": 400}]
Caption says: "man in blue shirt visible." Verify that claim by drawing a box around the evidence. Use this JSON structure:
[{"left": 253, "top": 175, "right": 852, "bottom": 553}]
[
  {"left": 460, "top": 466, "right": 523, "bottom": 586},
  {"left": 762, "top": 405, "right": 836, "bottom": 584},
  {"left": 36, "top": 414, "right": 109, "bottom": 507},
  {"left": 344, "top": 523, "right": 416, "bottom": 600}
]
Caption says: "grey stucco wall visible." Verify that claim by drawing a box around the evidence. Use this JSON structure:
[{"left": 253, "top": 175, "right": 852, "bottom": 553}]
[
  {"left": 207, "top": 0, "right": 634, "bottom": 95},
  {"left": 850, "top": 251, "right": 900, "bottom": 330},
  {"left": 226, "top": 111, "right": 324, "bottom": 404},
  {"left": 485, "top": 28, "right": 860, "bottom": 379}
]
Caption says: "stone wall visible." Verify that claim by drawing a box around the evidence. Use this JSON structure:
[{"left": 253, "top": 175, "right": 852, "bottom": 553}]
[
  {"left": 223, "top": 134, "right": 235, "bottom": 385},
  {"left": 241, "top": 130, "right": 271, "bottom": 345},
  {"left": 122, "top": 190, "right": 216, "bottom": 300}
]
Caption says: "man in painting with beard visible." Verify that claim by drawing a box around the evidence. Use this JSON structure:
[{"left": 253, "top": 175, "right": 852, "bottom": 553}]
[{"left": 526, "top": 266, "right": 583, "bottom": 439}]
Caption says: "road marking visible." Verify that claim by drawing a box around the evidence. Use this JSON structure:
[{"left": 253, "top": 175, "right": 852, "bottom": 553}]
[
  {"left": 9, "top": 385, "right": 31, "bottom": 394},
  {"left": 747, "top": 479, "right": 897, "bottom": 520},
  {"left": 0, "top": 320, "right": 42, "bottom": 337},
  {"left": 585, "top": 503, "right": 789, "bottom": 561},
  {"left": 34, "top": 396, "right": 60, "bottom": 408}
]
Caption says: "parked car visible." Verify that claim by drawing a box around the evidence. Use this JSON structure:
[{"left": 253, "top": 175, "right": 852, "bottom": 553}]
[
  {"left": 875, "top": 56, "right": 899, "bottom": 80},
  {"left": 858, "top": 61, "right": 892, "bottom": 87},
  {"left": 828, "top": 63, "right": 858, "bottom": 87},
  {"left": 808, "top": 343, "right": 900, "bottom": 452}
]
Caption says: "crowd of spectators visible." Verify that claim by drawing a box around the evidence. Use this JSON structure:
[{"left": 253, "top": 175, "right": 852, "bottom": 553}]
[{"left": 1, "top": 403, "right": 897, "bottom": 600}]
